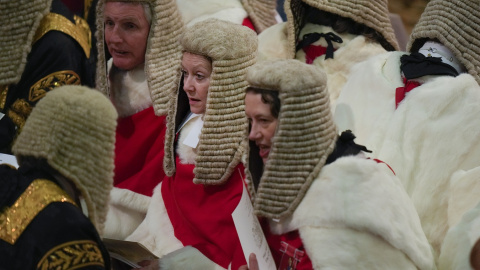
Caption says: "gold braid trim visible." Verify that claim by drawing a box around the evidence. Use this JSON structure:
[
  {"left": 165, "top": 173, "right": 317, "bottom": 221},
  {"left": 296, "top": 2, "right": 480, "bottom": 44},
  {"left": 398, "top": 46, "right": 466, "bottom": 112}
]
[
  {"left": 0, "top": 179, "right": 76, "bottom": 245},
  {"left": 37, "top": 240, "right": 105, "bottom": 270},
  {"left": 84, "top": 0, "right": 94, "bottom": 21},
  {"left": 29, "top": 70, "right": 81, "bottom": 102},
  {"left": 8, "top": 99, "right": 32, "bottom": 130},
  {"left": 33, "top": 13, "right": 92, "bottom": 58},
  {"left": 0, "top": 85, "right": 8, "bottom": 110}
]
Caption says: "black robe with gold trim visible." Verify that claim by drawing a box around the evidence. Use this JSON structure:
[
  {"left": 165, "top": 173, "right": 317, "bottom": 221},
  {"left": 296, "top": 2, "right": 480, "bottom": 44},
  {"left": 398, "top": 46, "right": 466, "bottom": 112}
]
[
  {"left": 0, "top": 0, "right": 95, "bottom": 153},
  {"left": 0, "top": 164, "right": 110, "bottom": 270}
]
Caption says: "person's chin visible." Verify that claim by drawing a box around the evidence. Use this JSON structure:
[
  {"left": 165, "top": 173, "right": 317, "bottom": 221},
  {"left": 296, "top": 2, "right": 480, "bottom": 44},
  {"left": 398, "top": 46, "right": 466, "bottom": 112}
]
[
  {"left": 113, "top": 59, "right": 135, "bottom": 71},
  {"left": 190, "top": 105, "right": 205, "bottom": 115},
  {"left": 262, "top": 157, "right": 268, "bottom": 165}
]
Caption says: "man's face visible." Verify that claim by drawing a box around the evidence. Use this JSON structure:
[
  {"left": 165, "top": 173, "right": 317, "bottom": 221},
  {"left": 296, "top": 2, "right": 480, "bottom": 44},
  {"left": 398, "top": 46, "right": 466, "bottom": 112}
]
[{"left": 104, "top": 2, "right": 150, "bottom": 70}]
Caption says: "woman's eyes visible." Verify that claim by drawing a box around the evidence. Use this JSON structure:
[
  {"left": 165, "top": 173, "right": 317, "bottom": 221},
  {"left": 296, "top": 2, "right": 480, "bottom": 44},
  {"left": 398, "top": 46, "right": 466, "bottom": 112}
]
[{"left": 182, "top": 70, "right": 206, "bottom": 80}]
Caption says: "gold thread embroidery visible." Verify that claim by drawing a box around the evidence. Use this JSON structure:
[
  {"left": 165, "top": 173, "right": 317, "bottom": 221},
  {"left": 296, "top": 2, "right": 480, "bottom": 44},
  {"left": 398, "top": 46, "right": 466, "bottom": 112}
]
[
  {"left": 29, "top": 70, "right": 81, "bottom": 102},
  {"left": 84, "top": 0, "right": 94, "bottom": 21},
  {"left": 7, "top": 99, "right": 31, "bottom": 130},
  {"left": 33, "top": 13, "right": 91, "bottom": 58},
  {"left": 11, "top": 99, "right": 32, "bottom": 116},
  {"left": 7, "top": 108, "right": 25, "bottom": 131},
  {"left": 0, "top": 85, "right": 8, "bottom": 110},
  {"left": 37, "top": 240, "right": 105, "bottom": 270},
  {"left": 0, "top": 179, "right": 76, "bottom": 245},
  {"left": 74, "top": 15, "right": 92, "bottom": 52}
]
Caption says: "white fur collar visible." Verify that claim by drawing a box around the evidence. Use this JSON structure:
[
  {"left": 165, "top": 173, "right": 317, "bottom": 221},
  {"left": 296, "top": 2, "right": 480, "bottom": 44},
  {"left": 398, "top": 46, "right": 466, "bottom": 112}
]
[
  {"left": 297, "top": 24, "right": 357, "bottom": 51},
  {"left": 296, "top": 27, "right": 386, "bottom": 70},
  {"left": 177, "top": 0, "right": 246, "bottom": 27},
  {"left": 295, "top": 27, "right": 387, "bottom": 110},
  {"left": 177, "top": 114, "right": 203, "bottom": 165},
  {"left": 265, "top": 156, "right": 435, "bottom": 270},
  {"left": 108, "top": 59, "right": 152, "bottom": 117}
]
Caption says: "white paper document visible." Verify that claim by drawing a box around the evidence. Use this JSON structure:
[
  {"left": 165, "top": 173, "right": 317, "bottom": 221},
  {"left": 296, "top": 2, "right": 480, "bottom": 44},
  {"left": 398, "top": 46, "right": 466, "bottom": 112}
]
[{"left": 232, "top": 185, "right": 276, "bottom": 270}]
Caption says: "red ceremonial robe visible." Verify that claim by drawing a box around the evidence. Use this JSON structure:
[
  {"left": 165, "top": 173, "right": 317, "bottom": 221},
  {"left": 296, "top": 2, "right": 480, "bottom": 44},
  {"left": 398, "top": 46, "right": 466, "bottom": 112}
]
[
  {"left": 161, "top": 157, "right": 247, "bottom": 269},
  {"left": 114, "top": 106, "right": 166, "bottom": 196}
]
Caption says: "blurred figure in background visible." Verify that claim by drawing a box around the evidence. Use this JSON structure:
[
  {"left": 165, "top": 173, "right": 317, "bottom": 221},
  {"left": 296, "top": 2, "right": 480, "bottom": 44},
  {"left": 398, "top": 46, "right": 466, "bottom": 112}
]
[
  {"left": 256, "top": 0, "right": 399, "bottom": 110},
  {"left": 334, "top": 0, "right": 480, "bottom": 266},
  {"left": 0, "top": 0, "right": 95, "bottom": 153},
  {"left": 176, "top": 0, "right": 278, "bottom": 33}
]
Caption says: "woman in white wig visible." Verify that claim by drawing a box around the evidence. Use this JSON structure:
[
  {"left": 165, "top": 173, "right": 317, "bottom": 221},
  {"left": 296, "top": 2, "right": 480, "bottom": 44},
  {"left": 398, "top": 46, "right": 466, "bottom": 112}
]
[
  {"left": 126, "top": 19, "right": 258, "bottom": 269},
  {"left": 244, "top": 59, "right": 435, "bottom": 270}
]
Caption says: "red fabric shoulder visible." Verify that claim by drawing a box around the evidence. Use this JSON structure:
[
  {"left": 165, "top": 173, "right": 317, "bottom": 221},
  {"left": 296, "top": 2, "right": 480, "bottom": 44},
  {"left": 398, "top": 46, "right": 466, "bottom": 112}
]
[{"left": 114, "top": 107, "right": 166, "bottom": 196}]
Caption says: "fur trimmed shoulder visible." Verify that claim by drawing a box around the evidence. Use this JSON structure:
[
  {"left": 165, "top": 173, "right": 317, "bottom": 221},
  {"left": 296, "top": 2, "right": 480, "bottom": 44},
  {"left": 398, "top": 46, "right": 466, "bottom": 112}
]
[
  {"left": 103, "top": 187, "right": 151, "bottom": 239},
  {"left": 159, "top": 246, "right": 227, "bottom": 270},
  {"left": 333, "top": 51, "right": 403, "bottom": 146},
  {"left": 257, "top": 22, "right": 289, "bottom": 60},
  {"left": 108, "top": 60, "right": 152, "bottom": 117},
  {"left": 300, "top": 226, "right": 422, "bottom": 270},
  {"left": 318, "top": 36, "right": 387, "bottom": 109},
  {"left": 126, "top": 183, "right": 184, "bottom": 257},
  {"left": 439, "top": 201, "right": 480, "bottom": 270},
  {"left": 177, "top": 0, "right": 246, "bottom": 27},
  {"left": 291, "top": 156, "right": 434, "bottom": 270},
  {"left": 448, "top": 166, "right": 480, "bottom": 228}
]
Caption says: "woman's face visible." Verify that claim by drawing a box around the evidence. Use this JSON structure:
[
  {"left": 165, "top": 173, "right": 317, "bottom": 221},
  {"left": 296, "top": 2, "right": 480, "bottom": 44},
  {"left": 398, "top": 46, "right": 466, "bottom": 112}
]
[
  {"left": 181, "top": 52, "right": 212, "bottom": 114},
  {"left": 104, "top": 2, "right": 150, "bottom": 71},
  {"left": 245, "top": 92, "right": 278, "bottom": 164}
]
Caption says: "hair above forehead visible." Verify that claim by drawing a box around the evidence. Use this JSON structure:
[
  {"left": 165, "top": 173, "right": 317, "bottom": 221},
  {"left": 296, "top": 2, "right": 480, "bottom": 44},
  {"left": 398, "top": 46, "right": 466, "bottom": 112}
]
[
  {"left": 105, "top": 1, "right": 152, "bottom": 23},
  {"left": 246, "top": 87, "right": 280, "bottom": 118}
]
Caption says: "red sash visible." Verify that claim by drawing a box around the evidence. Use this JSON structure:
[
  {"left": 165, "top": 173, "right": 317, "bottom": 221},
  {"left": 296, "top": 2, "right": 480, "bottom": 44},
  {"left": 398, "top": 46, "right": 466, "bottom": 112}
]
[
  {"left": 395, "top": 78, "right": 421, "bottom": 109},
  {"left": 303, "top": 45, "right": 329, "bottom": 64}
]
